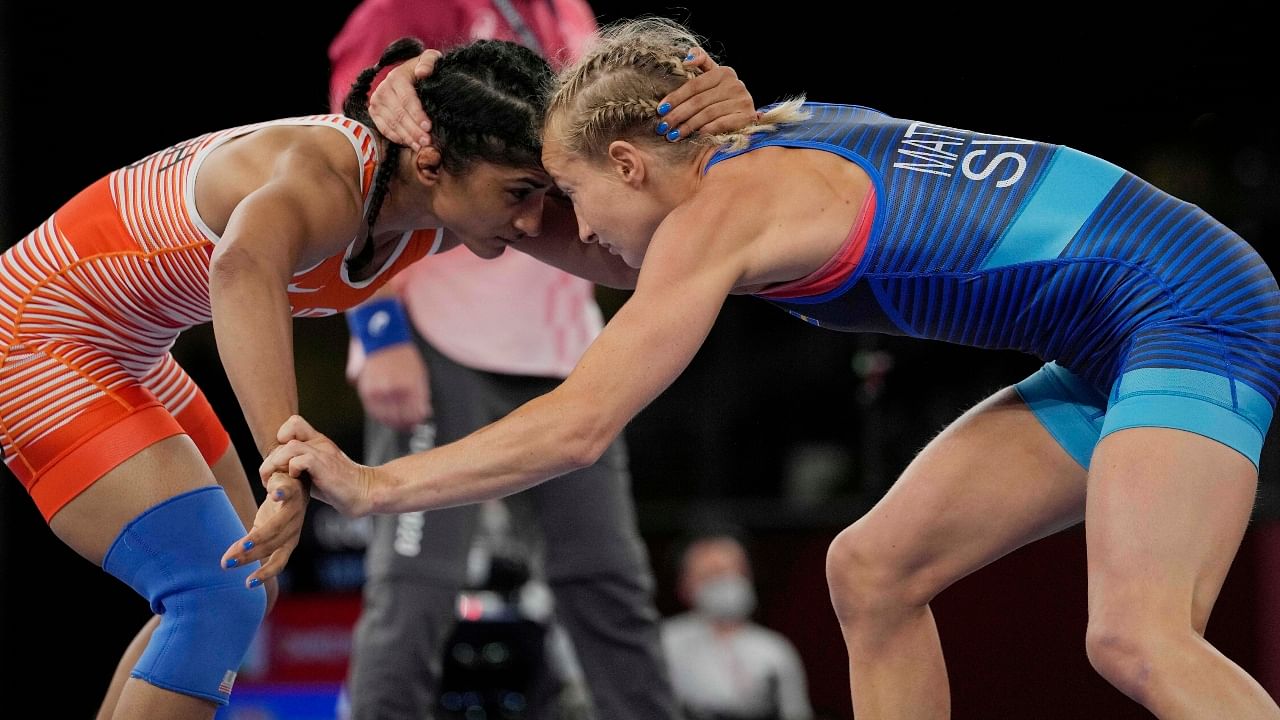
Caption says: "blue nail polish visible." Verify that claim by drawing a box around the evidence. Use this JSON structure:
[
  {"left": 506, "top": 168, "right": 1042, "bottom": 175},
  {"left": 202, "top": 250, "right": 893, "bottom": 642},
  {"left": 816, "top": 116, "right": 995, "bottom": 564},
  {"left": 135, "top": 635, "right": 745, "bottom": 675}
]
[
  {"left": 274, "top": 489, "right": 284, "bottom": 499},
  {"left": 685, "top": 53, "right": 695, "bottom": 61},
  {"left": 226, "top": 558, "right": 238, "bottom": 568},
  {"left": 657, "top": 102, "right": 671, "bottom": 116},
  {"left": 656, "top": 121, "right": 669, "bottom": 135},
  {"left": 666, "top": 129, "right": 681, "bottom": 142},
  {"left": 243, "top": 541, "right": 255, "bottom": 551},
  {"left": 248, "top": 578, "right": 262, "bottom": 589}
]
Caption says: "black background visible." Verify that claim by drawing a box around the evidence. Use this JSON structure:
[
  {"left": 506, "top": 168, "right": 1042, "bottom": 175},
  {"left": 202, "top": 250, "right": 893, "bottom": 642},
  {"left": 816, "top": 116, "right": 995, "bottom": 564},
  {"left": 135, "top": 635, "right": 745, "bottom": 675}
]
[{"left": 1, "top": 3, "right": 1276, "bottom": 715}]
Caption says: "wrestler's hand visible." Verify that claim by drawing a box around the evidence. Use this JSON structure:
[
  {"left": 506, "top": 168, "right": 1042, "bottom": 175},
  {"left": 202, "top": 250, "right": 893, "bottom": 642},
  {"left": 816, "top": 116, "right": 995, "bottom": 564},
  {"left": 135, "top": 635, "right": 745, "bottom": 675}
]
[
  {"left": 369, "top": 49, "right": 443, "bottom": 150},
  {"left": 220, "top": 471, "right": 308, "bottom": 588},
  {"left": 655, "top": 46, "right": 759, "bottom": 140},
  {"left": 263, "top": 415, "right": 378, "bottom": 518}
]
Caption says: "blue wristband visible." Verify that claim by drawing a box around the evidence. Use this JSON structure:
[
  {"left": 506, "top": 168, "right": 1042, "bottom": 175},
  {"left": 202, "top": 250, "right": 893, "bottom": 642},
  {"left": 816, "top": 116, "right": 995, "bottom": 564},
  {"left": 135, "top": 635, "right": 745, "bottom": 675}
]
[{"left": 346, "top": 298, "right": 413, "bottom": 355}]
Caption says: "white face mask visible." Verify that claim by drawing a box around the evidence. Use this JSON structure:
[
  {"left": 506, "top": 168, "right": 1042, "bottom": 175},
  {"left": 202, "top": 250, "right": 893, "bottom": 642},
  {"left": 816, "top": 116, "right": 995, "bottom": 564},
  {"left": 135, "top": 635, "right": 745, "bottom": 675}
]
[{"left": 694, "top": 574, "right": 757, "bottom": 621}]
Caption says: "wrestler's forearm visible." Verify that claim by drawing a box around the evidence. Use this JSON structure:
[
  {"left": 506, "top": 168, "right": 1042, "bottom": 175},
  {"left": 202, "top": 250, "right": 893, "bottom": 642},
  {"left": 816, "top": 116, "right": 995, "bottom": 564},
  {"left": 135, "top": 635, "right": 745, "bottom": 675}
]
[
  {"left": 210, "top": 252, "right": 299, "bottom": 458},
  {"left": 370, "top": 385, "right": 615, "bottom": 513}
]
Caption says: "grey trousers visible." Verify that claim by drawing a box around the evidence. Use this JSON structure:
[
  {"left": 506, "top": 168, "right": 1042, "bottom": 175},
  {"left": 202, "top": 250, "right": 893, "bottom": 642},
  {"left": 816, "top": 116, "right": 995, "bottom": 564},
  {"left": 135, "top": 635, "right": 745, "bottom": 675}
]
[{"left": 345, "top": 336, "right": 678, "bottom": 720}]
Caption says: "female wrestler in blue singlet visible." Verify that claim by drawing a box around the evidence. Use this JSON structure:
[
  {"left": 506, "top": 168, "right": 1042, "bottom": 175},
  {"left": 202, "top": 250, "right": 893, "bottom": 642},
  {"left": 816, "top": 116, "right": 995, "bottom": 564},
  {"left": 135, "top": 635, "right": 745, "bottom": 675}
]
[{"left": 245, "top": 18, "right": 1280, "bottom": 719}]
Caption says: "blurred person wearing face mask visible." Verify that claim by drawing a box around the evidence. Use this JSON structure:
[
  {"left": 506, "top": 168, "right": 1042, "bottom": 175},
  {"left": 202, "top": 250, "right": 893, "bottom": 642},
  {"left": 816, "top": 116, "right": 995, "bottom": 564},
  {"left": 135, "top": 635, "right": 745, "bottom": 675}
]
[{"left": 661, "top": 535, "right": 814, "bottom": 720}]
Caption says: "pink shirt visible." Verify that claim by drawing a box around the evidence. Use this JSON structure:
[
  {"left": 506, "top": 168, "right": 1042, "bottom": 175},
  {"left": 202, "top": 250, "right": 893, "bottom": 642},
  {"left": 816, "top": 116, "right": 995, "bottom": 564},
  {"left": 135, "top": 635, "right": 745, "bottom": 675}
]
[{"left": 332, "top": 0, "right": 602, "bottom": 378}]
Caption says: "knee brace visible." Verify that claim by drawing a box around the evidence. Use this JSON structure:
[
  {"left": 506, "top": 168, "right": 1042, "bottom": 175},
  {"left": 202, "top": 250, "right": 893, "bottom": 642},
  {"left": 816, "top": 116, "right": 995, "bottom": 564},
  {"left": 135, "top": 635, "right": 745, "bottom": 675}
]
[{"left": 104, "top": 485, "right": 267, "bottom": 705}]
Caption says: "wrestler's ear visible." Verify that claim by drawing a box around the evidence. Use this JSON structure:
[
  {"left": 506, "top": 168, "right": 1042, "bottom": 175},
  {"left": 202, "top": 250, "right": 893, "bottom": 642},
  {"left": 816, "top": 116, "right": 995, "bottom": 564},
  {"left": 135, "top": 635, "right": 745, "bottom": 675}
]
[
  {"left": 415, "top": 146, "right": 443, "bottom": 186},
  {"left": 607, "top": 140, "right": 646, "bottom": 188}
]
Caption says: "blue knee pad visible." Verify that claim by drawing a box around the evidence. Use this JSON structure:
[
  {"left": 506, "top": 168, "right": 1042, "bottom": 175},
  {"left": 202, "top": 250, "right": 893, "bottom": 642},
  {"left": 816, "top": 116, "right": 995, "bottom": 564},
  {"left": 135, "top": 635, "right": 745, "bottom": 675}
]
[{"left": 103, "top": 486, "right": 267, "bottom": 705}]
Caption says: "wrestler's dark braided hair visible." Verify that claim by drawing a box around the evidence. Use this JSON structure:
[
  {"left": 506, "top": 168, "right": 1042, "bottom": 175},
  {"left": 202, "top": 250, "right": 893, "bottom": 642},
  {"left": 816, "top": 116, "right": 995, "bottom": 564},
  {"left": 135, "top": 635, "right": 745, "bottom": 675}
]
[{"left": 342, "top": 37, "right": 553, "bottom": 273}]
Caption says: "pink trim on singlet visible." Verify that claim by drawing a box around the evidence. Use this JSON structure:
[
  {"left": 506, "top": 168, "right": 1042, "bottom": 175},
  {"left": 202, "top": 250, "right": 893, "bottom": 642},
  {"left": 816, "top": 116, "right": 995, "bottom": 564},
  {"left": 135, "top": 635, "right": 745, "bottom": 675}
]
[{"left": 757, "top": 187, "right": 877, "bottom": 300}]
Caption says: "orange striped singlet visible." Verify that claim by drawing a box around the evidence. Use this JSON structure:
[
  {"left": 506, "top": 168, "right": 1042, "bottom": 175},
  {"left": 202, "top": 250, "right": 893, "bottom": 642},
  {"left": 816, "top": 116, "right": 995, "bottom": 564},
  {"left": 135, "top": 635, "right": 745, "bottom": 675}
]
[{"left": 0, "top": 115, "right": 442, "bottom": 520}]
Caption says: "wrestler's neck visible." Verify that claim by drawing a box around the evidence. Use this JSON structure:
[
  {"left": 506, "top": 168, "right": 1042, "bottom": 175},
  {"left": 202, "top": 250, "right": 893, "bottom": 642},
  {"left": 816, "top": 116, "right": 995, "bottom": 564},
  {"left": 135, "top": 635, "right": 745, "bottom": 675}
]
[
  {"left": 629, "top": 143, "right": 718, "bottom": 213},
  {"left": 372, "top": 151, "right": 448, "bottom": 233}
]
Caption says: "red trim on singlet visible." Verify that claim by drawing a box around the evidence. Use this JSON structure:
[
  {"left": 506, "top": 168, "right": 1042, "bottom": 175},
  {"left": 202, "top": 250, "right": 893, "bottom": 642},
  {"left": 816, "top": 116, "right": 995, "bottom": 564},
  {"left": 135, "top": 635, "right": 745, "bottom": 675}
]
[{"left": 757, "top": 187, "right": 877, "bottom": 300}]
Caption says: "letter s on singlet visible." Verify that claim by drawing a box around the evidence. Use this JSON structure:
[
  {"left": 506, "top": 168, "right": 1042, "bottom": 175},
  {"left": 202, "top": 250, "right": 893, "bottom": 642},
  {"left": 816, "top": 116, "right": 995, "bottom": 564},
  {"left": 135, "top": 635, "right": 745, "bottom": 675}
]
[{"left": 962, "top": 150, "right": 1027, "bottom": 188}]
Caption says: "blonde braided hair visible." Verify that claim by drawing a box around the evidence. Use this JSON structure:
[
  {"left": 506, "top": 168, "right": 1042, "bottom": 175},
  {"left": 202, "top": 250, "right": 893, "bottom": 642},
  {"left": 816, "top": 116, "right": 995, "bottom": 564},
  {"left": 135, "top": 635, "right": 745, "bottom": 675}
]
[{"left": 546, "top": 17, "right": 808, "bottom": 159}]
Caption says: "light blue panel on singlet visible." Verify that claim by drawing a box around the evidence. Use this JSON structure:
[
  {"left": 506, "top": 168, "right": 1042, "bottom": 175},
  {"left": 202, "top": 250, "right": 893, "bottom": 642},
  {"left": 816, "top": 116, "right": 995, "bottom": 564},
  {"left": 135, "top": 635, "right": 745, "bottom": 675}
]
[{"left": 980, "top": 147, "right": 1125, "bottom": 269}]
